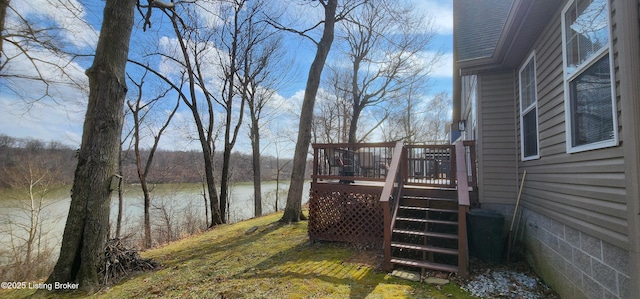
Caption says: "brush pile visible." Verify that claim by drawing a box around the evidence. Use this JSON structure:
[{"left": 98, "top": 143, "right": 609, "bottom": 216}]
[{"left": 101, "top": 238, "right": 160, "bottom": 284}]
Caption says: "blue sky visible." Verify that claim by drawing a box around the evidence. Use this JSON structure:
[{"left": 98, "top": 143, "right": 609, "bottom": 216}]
[{"left": 0, "top": 0, "right": 453, "bottom": 153}]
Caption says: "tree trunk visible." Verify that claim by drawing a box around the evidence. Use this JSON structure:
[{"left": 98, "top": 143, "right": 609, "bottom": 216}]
[
  {"left": 201, "top": 140, "right": 222, "bottom": 226},
  {"left": 131, "top": 108, "right": 152, "bottom": 248},
  {"left": 141, "top": 175, "right": 152, "bottom": 248},
  {"left": 250, "top": 117, "right": 262, "bottom": 217},
  {"left": 348, "top": 55, "right": 363, "bottom": 144},
  {"left": 219, "top": 2, "right": 246, "bottom": 224},
  {"left": 116, "top": 150, "right": 124, "bottom": 238},
  {"left": 348, "top": 106, "right": 362, "bottom": 144},
  {"left": 201, "top": 177, "right": 209, "bottom": 227},
  {"left": 220, "top": 146, "right": 231, "bottom": 223},
  {"left": 281, "top": 0, "right": 337, "bottom": 223},
  {"left": 45, "top": 0, "right": 136, "bottom": 292}
]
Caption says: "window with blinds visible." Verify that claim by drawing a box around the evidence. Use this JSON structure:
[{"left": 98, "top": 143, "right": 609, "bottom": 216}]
[{"left": 562, "top": 0, "right": 617, "bottom": 153}]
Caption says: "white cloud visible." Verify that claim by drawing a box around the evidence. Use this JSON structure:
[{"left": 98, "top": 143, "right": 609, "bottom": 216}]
[
  {"left": 415, "top": 0, "right": 453, "bottom": 35},
  {"left": 424, "top": 51, "right": 453, "bottom": 78},
  {"left": 0, "top": 96, "right": 85, "bottom": 146},
  {"left": 0, "top": 44, "right": 89, "bottom": 147},
  {"left": 193, "top": 1, "right": 226, "bottom": 29},
  {"left": 9, "top": 0, "right": 99, "bottom": 49},
  {"left": 267, "top": 89, "right": 304, "bottom": 116}
]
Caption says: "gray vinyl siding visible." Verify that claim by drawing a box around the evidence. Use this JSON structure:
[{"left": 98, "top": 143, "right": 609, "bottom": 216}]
[
  {"left": 517, "top": 0, "right": 629, "bottom": 249},
  {"left": 477, "top": 71, "right": 518, "bottom": 205}
]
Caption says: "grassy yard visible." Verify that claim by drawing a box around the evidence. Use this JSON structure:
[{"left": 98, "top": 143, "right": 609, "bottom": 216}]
[{"left": 3, "top": 211, "right": 475, "bottom": 298}]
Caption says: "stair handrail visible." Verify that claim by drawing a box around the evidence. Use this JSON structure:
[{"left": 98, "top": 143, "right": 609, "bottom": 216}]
[
  {"left": 381, "top": 141, "right": 405, "bottom": 271},
  {"left": 454, "top": 140, "right": 470, "bottom": 277}
]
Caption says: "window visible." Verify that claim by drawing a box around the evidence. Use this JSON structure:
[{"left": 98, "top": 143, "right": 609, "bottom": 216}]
[
  {"left": 562, "top": 0, "right": 617, "bottom": 153},
  {"left": 519, "top": 53, "right": 539, "bottom": 160}
]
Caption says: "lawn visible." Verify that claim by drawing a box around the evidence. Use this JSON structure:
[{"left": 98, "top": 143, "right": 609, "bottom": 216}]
[{"left": 3, "top": 211, "right": 475, "bottom": 298}]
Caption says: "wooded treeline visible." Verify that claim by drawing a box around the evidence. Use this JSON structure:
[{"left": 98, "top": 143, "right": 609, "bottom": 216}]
[{"left": 0, "top": 134, "right": 298, "bottom": 190}]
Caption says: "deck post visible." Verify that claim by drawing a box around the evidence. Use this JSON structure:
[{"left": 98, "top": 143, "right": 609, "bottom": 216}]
[
  {"left": 455, "top": 140, "right": 470, "bottom": 277},
  {"left": 312, "top": 147, "right": 319, "bottom": 184},
  {"left": 383, "top": 200, "right": 392, "bottom": 271}
]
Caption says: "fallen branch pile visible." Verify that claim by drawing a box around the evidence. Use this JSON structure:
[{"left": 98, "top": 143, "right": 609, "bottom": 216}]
[{"left": 101, "top": 238, "right": 160, "bottom": 284}]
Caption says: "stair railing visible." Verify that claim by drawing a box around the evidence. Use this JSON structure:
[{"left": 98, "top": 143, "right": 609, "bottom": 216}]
[
  {"left": 454, "top": 140, "right": 471, "bottom": 277},
  {"left": 381, "top": 141, "right": 405, "bottom": 271}
]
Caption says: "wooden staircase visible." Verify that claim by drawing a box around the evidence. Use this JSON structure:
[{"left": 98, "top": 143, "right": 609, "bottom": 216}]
[{"left": 389, "top": 187, "right": 462, "bottom": 274}]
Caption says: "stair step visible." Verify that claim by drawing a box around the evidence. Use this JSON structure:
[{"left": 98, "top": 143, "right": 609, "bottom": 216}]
[
  {"left": 403, "top": 195, "right": 458, "bottom": 202},
  {"left": 395, "top": 217, "right": 458, "bottom": 226},
  {"left": 392, "top": 229, "right": 458, "bottom": 239},
  {"left": 391, "top": 242, "right": 459, "bottom": 255},
  {"left": 390, "top": 257, "right": 458, "bottom": 273},
  {"left": 398, "top": 206, "right": 458, "bottom": 213}
]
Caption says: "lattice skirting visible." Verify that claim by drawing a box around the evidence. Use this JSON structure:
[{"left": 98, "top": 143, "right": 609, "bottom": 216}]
[{"left": 308, "top": 183, "right": 384, "bottom": 246}]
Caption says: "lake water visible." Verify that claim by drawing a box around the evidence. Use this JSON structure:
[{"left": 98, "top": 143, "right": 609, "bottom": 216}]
[{"left": 0, "top": 181, "right": 310, "bottom": 263}]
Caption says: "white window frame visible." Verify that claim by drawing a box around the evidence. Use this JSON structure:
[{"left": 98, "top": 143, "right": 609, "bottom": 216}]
[
  {"left": 519, "top": 52, "right": 540, "bottom": 161},
  {"left": 561, "top": 0, "right": 618, "bottom": 153}
]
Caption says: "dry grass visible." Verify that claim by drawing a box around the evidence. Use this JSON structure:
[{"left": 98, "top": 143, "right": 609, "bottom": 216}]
[{"left": 3, "top": 211, "right": 475, "bottom": 298}]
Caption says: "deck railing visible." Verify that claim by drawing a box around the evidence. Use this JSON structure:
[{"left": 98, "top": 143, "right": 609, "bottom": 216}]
[
  {"left": 312, "top": 142, "right": 396, "bottom": 183},
  {"left": 404, "top": 144, "right": 456, "bottom": 188},
  {"left": 312, "top": 142, "right": 477, "bottom": 189},
  {"left": 381, "top": 141, "right": 405, "bottom": 271}
]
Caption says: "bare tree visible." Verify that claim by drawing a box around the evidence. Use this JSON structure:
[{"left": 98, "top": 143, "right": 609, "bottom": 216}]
[
  {"left": 313, "top": 68, "right": 353, "bottom": 143},
  {"left": 271, "top": 0, "right": 369, "bottom": 223},
  {"left": 151, "top": 2, "right": 225, "bottom": 226},
  {"left": 423, "top": 91, "right": 451, "bottom": 143},
  {"left": 217, "top": 0, "right": 252, "bottom": 223},
  {"left": 273, "top": 137, "right": 291, "bottom": 212},
  {"left": 116, "top": 117, "right": 136, "bottom": 239},
  {"left": 238, "top": 1, "right": 289, "bottom": 218},
  {"left": 151, "top": 196, "right": 176, "bottom": 245},
  {"left": 337, "top": 0, "right": 438, "bottom": 143},
  {"left": 383, "top": 82, "right": 423, "bottom": 143},
  {"left": 45, "top": 0, "right": 137, "bottom": 292},
  {"left": 0, "top": 155, "right": 63, "bottom": 281},
  {"left": 126, "top": 61, "right": 225, "bottom": 227},
  {"left": 385, "top": 90, "right": 451, "bottom": 144},
  {"left": 127, "top": 70, "right": 179, "bottom": 249},
  {"left": 145, "top": 0, "right": 289, "bottom": 223}
]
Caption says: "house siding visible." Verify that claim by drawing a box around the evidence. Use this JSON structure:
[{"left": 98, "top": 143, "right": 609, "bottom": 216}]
[
  {"left": 455, "top": 0, "right": 639, "bottom": 297},
  {"left": 619, "top": 0, "right": 640, "bottom": 297},
  {"left": 515, "top": 0, "right": 632, "bottom": 298},
  {"left": 516, "top": 0, "right": 628, "bottom": 250},
  {"left": 476, "top": 71, "right": 518, "bottom": 205}
]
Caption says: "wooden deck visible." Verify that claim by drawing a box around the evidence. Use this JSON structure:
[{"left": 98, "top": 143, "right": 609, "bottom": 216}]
[{"left": 309, "top": 141, "right": 477, "bottom": 277}]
